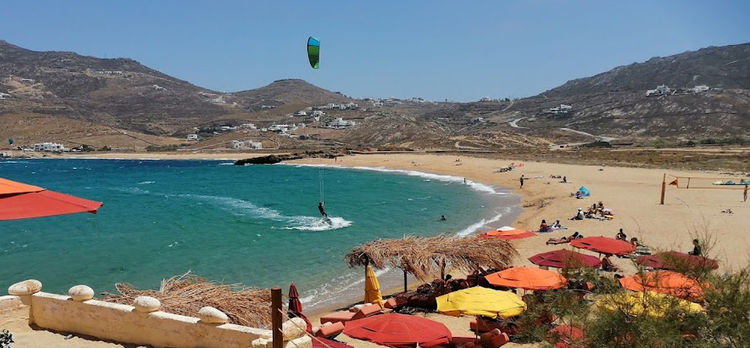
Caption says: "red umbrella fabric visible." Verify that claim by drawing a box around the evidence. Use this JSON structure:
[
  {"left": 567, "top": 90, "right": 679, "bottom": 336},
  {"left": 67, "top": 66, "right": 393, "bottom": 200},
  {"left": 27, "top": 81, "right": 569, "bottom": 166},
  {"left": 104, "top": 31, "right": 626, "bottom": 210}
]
[
  {"left": 343, "top": 313, "right": 451, "bottom": 348},
  {"left": 570, "top": 236, "right": 635, "bottom": 256},
  {"left": 529, "top": 249, "right": 602, "bottom": 269},
  {"left": 312, "top": 337, "right": 353, "bottom": 348},
  {"left": 635, "top": 251, "right": 718, "bottom": 270},
  {"left": 288, "top": 283, "right": 303, "bottom": 315},
  {"left": 548, "top": 325, "right": 585, "bottom": 348},
  {"left": 288, "top": 283, "right": 312, "bottom": 332},
  {"left": 0, "top": 177, "right": 102, "bottom": 220}
]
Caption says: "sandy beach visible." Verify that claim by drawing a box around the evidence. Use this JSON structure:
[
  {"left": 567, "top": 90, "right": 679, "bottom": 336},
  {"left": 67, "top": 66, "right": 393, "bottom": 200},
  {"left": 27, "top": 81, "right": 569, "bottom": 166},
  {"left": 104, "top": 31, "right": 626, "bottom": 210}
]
[{"left": 3, "top": 152, "right": 748, "bottom": 348}]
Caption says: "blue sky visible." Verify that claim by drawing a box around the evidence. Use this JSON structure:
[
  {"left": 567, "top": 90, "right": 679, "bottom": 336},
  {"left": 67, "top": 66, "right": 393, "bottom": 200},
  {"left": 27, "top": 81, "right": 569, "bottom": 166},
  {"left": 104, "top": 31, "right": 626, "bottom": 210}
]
[{"left": 2, "top": 1, "right": 749, "bottom": 101}]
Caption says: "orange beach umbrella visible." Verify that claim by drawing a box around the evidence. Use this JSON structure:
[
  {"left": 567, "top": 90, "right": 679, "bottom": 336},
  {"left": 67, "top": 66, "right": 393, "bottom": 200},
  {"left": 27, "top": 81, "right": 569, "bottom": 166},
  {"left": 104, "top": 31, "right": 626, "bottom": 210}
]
[
  {"left": 486, "top": 266, "right": 567, "bottom": 290},
  {"left": 0, "top": 177, "right": 103, "bottom": 220},
  {"left": 619, "top": 271, "right": 705, "bottom": 301},
  {"left": 480, "top": 226, "right": 536, "bottom": 240}
]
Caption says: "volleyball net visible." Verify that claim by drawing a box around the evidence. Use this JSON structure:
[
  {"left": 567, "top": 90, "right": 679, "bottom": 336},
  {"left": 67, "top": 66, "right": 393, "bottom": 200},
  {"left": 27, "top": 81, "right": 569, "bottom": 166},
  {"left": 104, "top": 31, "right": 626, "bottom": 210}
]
[{"left": 666, "top": 175, "right": 749, "bottom": 190}]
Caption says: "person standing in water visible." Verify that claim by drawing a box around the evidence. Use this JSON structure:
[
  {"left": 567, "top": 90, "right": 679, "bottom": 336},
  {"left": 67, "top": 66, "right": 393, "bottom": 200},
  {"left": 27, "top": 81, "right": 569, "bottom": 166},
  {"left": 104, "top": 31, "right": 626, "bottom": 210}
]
[{"left": 318, "top": 202, "right": 328, "bottom": 218}]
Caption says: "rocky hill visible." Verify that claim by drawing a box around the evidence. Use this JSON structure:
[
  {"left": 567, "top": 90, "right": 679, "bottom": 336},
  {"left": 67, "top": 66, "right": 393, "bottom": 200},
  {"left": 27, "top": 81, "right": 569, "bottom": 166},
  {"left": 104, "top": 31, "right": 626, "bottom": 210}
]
[
  {"left": 0, "top": 41, "right": 351, "bottom": 138},
  {"left": 1, "top": 39, "right": 748, "bottom": 152},
  {"left": 476, "top": 42, "right": 750, "bottom": 141}
]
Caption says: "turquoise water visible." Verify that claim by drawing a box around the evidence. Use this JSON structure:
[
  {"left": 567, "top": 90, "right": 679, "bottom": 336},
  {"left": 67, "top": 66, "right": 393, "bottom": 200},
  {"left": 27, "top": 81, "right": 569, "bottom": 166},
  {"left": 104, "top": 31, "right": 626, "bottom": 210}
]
[{"left": 0, "top": 159, "right": 518, "bottom": 310}]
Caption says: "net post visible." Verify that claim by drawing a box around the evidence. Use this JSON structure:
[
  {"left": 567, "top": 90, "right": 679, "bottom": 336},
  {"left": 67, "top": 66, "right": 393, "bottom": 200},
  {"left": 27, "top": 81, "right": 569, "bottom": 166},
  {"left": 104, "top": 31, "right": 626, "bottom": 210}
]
[
  {"left": 271, "top": 287, "right": 282, "bottom": 348},
  {"left": 660, "top": 173, "right": 666, "bottom": 205}
]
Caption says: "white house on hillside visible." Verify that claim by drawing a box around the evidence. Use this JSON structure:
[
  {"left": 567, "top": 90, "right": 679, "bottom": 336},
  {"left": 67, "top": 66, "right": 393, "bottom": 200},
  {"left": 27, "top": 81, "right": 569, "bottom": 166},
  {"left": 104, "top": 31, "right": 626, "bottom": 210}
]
[
  {"left": 328, "top": 118, "right": 356, "bottom": 129},
  {"left": 33, "top": 142, "right": 65, "bottom": 152}
]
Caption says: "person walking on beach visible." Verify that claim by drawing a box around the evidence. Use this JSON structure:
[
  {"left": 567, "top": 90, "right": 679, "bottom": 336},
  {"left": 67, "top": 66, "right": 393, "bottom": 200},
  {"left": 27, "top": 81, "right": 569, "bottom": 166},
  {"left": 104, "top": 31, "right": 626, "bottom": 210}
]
[
  {"left": 318, "top": 202, "right": 328, "bottom": 218},
  {"left": 744, "top": 184, "right": 748, "bottom": 202},
  {"left": 520, "top": 175, "right": 525, "bottom": 189},
  {"left": 688, "top": 239, "right": 702, "bottom": 256}
]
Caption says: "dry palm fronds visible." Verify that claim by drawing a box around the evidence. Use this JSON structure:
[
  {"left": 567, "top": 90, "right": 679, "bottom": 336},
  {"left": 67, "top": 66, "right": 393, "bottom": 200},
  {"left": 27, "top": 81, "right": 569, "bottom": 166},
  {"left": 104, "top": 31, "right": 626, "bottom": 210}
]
[
  {"left": 101, "top": 272, "right": 281, "bottom": 329},
  {"left": 345, "top": 235, "right": 518, "bottom": 281}
]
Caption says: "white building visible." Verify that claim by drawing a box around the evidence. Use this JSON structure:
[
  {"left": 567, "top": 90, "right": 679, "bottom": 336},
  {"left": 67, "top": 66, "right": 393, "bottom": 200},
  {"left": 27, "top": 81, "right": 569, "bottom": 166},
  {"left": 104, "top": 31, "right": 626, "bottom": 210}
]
[
  {"left": 328, "top": 118, "right": 356, "bottom": 129},
  {"left": 0, "top": 92, "right": 11, "bottom": 99},
  {"left": 311, "top": 110, "right": 325, "bottom": 117},
  {"left": 545, "top": 104, "right": 573, "bottom": 115},
  {"left": 231, "top": 140, "right": 263, "bottom": 150},
  {"left": 268, "top": 124, "right": 293, "bottom": 133},
  {"left": 33, "top": 142, "right": 65, "bottom": 152},
  {"left": 186, "top": 134, "right": 199, "bottom": 141},
  {"left": 294, "top": 111, "right": 308, "bottom": 117},
  {"left": 691, "top": 85, "right": 709, "bottom": 93},
  {"left": 646, "top": 85, "right": 672, "bottom": 97}
]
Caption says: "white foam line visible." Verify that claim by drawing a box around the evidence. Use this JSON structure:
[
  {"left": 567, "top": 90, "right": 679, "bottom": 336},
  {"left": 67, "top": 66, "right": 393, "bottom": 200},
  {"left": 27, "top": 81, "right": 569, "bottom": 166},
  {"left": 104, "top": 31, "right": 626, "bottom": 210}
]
[{"left": 287, "top": 163, "right": 507, "bottom": 195}]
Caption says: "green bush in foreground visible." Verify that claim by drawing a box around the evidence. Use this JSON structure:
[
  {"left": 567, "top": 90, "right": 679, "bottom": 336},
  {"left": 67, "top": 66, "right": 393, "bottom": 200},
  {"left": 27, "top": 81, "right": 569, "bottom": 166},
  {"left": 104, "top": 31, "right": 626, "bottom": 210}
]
[{"left": 526, "top": 259, "right": 750, "bottom": 347}]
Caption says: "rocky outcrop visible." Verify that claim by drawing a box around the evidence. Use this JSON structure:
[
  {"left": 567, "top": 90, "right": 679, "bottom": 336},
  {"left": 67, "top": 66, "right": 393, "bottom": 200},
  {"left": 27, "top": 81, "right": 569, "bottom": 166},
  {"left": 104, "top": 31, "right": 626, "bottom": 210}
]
[{"left": 234, "top": 151, "right": 343, "bottom": 165}]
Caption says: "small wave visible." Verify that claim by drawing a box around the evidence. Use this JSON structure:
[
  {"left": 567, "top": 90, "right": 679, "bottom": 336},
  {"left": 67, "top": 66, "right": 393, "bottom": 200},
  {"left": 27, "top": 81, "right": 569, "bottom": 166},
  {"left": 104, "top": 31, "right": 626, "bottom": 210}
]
[
  {"left": 455, "top": 212, "right": 505, "bottom": 237},
  {"left": 285, "top": 216, "right": 353, "bottom": 231},
  {"left": 112, "top": 186, "right": 151, "bottom": 195},
  {"left": 180, "top": 194, "right": 352, "bottom": 231},
  {"left": 218, "top": 162, "right": 234, "bottom": 166},
  {"left": 289, "top": 164, "right": 507, "bottom": 195},
  {"left": 138, "top": 181, "right": 156, "bottom": 185}
]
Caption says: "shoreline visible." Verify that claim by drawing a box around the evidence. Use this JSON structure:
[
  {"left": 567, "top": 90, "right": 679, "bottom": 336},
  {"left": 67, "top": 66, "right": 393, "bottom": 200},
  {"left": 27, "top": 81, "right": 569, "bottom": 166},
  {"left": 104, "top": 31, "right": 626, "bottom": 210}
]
[{"left": 6, "top": 152, "right": 749, "bottom": 320}]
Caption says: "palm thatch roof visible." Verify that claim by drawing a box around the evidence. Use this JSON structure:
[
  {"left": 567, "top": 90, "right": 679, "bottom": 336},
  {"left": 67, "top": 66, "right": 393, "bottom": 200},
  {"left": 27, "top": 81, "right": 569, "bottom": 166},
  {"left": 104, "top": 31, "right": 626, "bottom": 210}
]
[
  {"left": 345, "top": 235, "right": 518, "bottom": 281},
  {"left": 102, "top": 272, "right": 279, "bottom": 328}
]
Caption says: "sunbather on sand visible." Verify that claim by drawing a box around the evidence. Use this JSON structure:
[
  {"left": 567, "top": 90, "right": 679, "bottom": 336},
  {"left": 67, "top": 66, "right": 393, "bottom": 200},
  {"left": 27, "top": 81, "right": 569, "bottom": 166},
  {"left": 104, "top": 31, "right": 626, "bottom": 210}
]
[
  {"left": 570, "top": 208, "right": 584, "bottom": 220},
  {"left": 539, "top": 219, "right": 551, "bottom": 232},
  {"left": 601, "top": 256, "right": 620, "bottom": 272}
]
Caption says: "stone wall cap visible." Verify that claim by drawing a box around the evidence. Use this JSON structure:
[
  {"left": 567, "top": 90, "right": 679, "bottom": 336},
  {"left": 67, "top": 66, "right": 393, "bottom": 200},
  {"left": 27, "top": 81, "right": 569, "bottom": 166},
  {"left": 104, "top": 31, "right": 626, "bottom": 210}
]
[
  {"left": 8, "top": 279, "right": 42, "bottom": 296},
  {"left": 68, "top": 285, "right": 94, "bottom": 302},
  {"left": 198, "top": 306, "right": 229, "bottom": 324},
  {"left": 133, "top": 296, "right": 161, "bottom": 313}
]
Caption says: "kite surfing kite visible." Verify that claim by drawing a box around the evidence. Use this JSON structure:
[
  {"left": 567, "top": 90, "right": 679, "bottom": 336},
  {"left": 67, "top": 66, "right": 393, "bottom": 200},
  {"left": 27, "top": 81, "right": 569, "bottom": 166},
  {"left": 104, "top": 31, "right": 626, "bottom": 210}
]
[{"left": 307, "top": 36, "right": 320, "bottom": 69}]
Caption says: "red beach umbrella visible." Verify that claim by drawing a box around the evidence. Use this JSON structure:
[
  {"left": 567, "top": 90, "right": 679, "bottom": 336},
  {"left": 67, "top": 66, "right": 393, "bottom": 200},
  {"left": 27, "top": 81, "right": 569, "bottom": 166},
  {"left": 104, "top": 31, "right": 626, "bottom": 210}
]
[
  {"left": 548, "top": 325, "right": 585, "bottom": 348},
  {"left": 287, "top": 283, "right": 312, "bottom": 331},
  {"left": 529, "top": 249, "right": 602, "bottom": 269},
  {"left": 570, "top": 236, "right": 635, "bottom": 256},
  {"left": 344, "top": 313, "right": 452, "bottom": 348},
  {"left": 0, "top": 177, "right": 103, "bottom": 220},
  {"left": 485, "top": 266, "right": 567, "bottom": 291},
  {"left": 635, "top": 251, "right": 718, "bottom": 270},
  {"left": 288, "top": 283, "right": 303, "bottom": 315}
]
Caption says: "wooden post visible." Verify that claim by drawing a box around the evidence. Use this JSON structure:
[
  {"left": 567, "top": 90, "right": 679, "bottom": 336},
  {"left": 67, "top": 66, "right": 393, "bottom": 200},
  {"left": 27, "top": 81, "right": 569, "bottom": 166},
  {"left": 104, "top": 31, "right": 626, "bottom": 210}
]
[
  {"left": 403, "top": 270, "right": 408, "bottom": 293},
  {"left": 271, "top": 287, "right": 282, "bottom": 348},
  {"left": 440, "top": 259, "right": 446, "bottom": 280},
  {"left": 660, "top": 173, "right": 666, "bottom": 205}
]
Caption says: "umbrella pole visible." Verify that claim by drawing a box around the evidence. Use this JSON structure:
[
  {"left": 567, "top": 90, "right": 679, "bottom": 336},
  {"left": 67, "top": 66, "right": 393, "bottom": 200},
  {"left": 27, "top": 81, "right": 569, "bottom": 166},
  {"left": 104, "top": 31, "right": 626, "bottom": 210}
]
[
  {"left": 403, "top": 270, "right": 408, "bottom": 293},
  {"left": 271, "top": 287, "right": 282, "bottom": 348}
]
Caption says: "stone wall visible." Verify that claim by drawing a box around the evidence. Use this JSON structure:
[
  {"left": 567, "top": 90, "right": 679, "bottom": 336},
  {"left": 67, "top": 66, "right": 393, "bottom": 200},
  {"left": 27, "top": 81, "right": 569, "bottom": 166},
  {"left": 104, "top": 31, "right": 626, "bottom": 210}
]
[{"left": 3, "top": 280, "right": 312, "bottom": 348}]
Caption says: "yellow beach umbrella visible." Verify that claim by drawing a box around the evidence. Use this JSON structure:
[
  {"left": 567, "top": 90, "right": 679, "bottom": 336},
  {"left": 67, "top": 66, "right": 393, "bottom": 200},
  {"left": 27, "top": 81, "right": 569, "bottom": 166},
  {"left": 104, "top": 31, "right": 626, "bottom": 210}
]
[
  {"left": 365, "top": 265, "right": 384, "bottom": 308},
  {"left": 597, "top": 291, "right": 703, "bottom": 317},
  {"left": 436, "top": 286, "right": 526, "bottom": 318}
]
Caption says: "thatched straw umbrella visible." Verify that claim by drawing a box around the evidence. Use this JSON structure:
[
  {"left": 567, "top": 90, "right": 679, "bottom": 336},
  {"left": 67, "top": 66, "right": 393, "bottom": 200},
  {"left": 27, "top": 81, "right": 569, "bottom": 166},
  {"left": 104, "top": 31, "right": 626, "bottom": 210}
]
[
  {"left": 102, "top": 272, "right": 278, "bottom": 328},
  {"left": 345, "top": 235, "right": 518, "bottom": 292}
]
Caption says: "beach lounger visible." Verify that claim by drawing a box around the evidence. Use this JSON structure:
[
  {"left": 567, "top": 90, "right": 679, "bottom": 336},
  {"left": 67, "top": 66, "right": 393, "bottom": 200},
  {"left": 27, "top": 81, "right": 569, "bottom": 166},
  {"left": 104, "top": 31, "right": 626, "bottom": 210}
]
[
  {"left": 546, "top": 238, "right": 570, "bottom": 245},
  {"left": 319, "top": 303, "right": 382, "bottom": 324},
  {"left": 383, "top": 296, "right": 407, "bottom": 309},
  {"left": 312, "top": 321, "right": 345, "bottom": 339}
]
